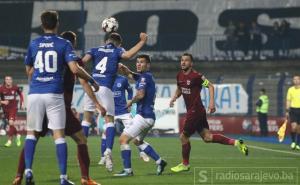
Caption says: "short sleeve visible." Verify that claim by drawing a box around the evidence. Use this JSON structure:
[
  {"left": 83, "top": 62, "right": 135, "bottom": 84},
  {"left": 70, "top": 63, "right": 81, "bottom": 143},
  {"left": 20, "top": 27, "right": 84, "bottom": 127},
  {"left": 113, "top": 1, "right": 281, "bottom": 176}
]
[
  {"left": 117, "top": 47, "right": 125, "bottom": 59},
  {"left": 64, "top": 42, "right": 79, "bottom": 63},
  {"left": 24, "top": 46, "right": 33, "bottom": 66},
  {"left": 85, "top": 48, "right": 94, "bottom": 59}
]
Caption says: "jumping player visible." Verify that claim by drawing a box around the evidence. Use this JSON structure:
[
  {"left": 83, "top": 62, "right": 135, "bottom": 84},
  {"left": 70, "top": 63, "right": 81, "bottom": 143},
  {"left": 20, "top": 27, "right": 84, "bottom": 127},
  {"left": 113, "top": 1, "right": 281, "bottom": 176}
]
[
  {"left": 0, "top": 76, "right": 24, "bottom": 147},
  {"left": 114, "top": 54, "right": 167, "bottom": 177},
  {"left": 169, "top": 53, "right": 248, "bottom": 173},
  {"left": 23, "top": 11, "right": 99, "bottom": 185},
  {"left": 81, "top": 32, "right": 147, "bottom": 171}
]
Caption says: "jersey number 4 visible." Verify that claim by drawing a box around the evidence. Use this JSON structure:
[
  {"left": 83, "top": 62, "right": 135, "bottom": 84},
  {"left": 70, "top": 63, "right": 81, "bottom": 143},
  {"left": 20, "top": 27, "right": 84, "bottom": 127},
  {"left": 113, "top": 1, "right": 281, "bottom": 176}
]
[
  {"left": 95, "top": 57, "right": 107, "bottom": 74},
  {"left": 34, "top": 50, "right": 58, "bottom": 73}
]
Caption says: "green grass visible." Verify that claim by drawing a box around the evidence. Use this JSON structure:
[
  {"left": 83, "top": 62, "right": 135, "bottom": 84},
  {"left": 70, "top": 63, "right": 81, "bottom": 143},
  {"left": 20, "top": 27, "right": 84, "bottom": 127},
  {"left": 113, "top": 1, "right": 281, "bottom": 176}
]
[{"left": 0, "top": 136, "right": 299, "bottom": 185}]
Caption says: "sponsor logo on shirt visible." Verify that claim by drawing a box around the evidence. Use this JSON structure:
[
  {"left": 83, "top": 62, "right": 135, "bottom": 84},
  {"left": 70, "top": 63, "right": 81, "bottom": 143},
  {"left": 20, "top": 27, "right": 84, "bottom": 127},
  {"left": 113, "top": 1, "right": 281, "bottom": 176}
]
[
  {"left": 4, "top": 95, "right": 14, "bottom": 100},
  {"left": 181, "top": 87, "right": 191, "bottom": 94},
  {"left": 36, "top": 76, "right": 54, "bottom": 82},
  {"left": 186, "top": 80, "right": 191, "bottom": 85}
]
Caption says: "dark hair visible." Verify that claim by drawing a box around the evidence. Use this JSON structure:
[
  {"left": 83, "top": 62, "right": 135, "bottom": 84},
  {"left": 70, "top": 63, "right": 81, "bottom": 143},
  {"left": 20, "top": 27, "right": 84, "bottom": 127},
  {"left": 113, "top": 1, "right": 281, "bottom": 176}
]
[
  {"left": 181, "top": 53, "right": 194, "bottom": 62},
  {"left": 41, "top": 10, "right": 59, "bottom": 30},
  {"left": 106, "top": 32, "right": 122, "bottom": 46},
  {"left": 137, "top": 54, "right": 151, "bottom": 63},
  {"left": 61, "top": 31, "right": 76, "bottom": 46},
  {"left": 260, "top": 88, "right": 266, "bottom": 93}
]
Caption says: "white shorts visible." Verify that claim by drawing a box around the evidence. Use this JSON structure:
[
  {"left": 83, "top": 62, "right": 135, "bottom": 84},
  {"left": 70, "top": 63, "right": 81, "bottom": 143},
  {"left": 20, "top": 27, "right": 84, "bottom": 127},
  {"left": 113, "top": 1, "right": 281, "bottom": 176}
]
[
  {"left": 83, "top": 86, "right": 115, "bottom": 116},
  {"left": 115, "top": 113, "right": 133, "bottom": 129},
  {"left": 26, "top": 94, "right": 66, "bottom": 132},
  {"left": 123, "top": 114, "right": 155, "bottom": 141}
]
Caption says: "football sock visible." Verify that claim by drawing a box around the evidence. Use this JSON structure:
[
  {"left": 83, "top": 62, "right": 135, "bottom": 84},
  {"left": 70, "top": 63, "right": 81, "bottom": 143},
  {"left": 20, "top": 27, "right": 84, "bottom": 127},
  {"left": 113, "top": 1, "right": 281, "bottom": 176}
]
[
  {"left": 182, "top": 142, "right": 191, "bottom": 165},
  {"left": 121, "top": 144, "right": 131, "bottom": 169},
  {"left": 17, "top": 148, "right": 25, "bottom": 177},
  {"left": 212, "top": 134, "right": 235, "bottom": 145},
  {"left": 139, "top": 142, "right": 160, "bottom": 162},
  {"left": 106, "top": 122, "right": 115, "bottom": 150},
  {"left": 77, "top": 144, "right": 90, "bottom": 179},
  {"left": 81, "top": 121, "right": 90, "bottom": 137},
  {"left": 101, "top": 138, "right": 107, "bottom": 157},
  {"left": 24, "top": 135, "right": 37, "bottom": 170},
  {"left": 55, "top": 138, "right": 68, "bottom": 176},
  {"left": 291, "top": 132, "right": 296, "bottom": 143}
]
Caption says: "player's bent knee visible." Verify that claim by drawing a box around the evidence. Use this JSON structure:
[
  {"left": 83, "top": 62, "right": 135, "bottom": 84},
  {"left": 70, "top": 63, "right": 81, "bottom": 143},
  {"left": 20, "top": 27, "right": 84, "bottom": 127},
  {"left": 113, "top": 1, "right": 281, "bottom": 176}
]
[
  {"left": 52, "top": 129, "right": 65, "bottom": 140},
  {"left": 180, "top": 133, "right": 190, "bottom": 144},
  {"left": 133, "top": 138, "right": 143, "bottom": 146},
  {"left": 202, "top": 134, "right": 213, "bottom": 143},
  {"left": 119, "top": 134, "right": 129, "bottom": 145},
  {"left": 71, "top": 130, "right": 87, "bottom": 145}
]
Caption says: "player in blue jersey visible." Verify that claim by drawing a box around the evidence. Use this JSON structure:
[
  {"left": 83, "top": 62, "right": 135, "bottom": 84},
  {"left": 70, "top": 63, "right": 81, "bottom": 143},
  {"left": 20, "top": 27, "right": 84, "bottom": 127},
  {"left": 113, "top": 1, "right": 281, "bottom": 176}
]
[
  {"left": 114, "top": 54, "right": 167, "bottom": 177},
  {"left": 98, "top": 74, "right": 150, "bottom": 165},
  {"left": 24, "top": 11, "right": 99, "bottom": 185},
  {"left": 81, "top": 32, "right": 148, "bottom": 171}
]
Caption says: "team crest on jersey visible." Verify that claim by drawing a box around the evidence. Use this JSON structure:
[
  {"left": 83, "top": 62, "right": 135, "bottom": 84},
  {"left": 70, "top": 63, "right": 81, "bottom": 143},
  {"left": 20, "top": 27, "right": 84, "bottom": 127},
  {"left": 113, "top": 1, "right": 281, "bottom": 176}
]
[
  {"left": 186, "top": 80, "right": 191, "bottom": 85},
  {"left": 11, "top": 91, "right": 15, "bottom": 94},
  {"left": 117, "top": 83, "right": 122, "bottom": 87},
  {"left": 141, "top": 77, "right": 146, "bottom": 83}
]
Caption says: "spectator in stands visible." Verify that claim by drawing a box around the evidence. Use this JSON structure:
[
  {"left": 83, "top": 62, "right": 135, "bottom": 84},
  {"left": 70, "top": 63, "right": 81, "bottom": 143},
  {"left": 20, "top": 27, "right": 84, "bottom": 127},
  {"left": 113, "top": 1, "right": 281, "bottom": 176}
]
[
  {"left": 249, "top": 21, "right": 262, "bottom": 59},
  {"left": 279, "top": 20, "right": 291, "bottom": 57},
  {"left": 270, "top": 21, "right": 281, "bottom": 59},
  {"left": 236, "top": 22, "right": 250, "bottom": 58},
  {"left": 223, "top": 21, "right": 237, "bottom": 60},
  {"left": 256, "top": 88, "right": 269, "bottom": 136}
]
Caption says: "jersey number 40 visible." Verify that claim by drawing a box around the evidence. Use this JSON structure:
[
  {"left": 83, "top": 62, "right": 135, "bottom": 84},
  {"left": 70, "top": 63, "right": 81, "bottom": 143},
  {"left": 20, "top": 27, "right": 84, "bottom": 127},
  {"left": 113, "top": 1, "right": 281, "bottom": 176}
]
[{"left": 34, "top": 50, "right": 58, "bottom": 73}]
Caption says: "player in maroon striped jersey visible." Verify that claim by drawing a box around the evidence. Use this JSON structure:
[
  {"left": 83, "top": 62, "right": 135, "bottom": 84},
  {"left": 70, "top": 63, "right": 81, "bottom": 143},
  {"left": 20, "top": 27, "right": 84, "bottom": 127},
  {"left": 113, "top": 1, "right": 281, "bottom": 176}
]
[
  {"left": 0, "top": 76, "right": 24, "bottom": 147},
  {"left": 170, "top": 53, "right": 248, "bottom": 173}
]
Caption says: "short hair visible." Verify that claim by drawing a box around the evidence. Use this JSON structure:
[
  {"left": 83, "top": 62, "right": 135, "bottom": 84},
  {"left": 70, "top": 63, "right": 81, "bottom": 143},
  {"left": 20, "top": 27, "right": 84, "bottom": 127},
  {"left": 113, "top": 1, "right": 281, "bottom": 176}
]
[
  {"left": 260, "top": 88, "right": 266, "bottom": 93},
  {"left": 181, "top": 53, "right": 194, "bottom": 62},
  {"left": 137, "top": 54, "right": 151, "bottom": 63},
  {"left": 61, "top": 31, "right": 76, "bottom": 45},
  {"left": 41, "top": 10, "right": 59, "bottom": 30},
  {"left": 106, "top": 32, "right": 122, "bottom": 46}
]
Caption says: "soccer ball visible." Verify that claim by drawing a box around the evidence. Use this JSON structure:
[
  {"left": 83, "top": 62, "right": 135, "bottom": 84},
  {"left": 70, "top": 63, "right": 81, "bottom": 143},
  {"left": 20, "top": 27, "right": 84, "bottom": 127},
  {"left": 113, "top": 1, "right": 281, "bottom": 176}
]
[
  {"left": 101, "top": 17, "right": 119, "bottom": 33},
  {"left": 0, "top": 129, "right": 6, "bottom": 136}
]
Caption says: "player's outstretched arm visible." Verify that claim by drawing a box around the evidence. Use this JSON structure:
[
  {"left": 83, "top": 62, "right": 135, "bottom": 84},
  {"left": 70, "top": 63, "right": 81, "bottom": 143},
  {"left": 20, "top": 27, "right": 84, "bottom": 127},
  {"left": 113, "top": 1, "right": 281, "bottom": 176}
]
[
  {"left": 118, "top": 63, "right": 138, "bottom": 80},
  {"left": 78, "top": 78, "right": 106, "bottom": 117},
  {"left": 121, "top": 32, "right": 148, "bottom": 60},
  {"left": 170, "top": 86, "right": 182, "bottom": 107},
  {"left": 68, "top": 61, "right": 95, "bottom": 82}
]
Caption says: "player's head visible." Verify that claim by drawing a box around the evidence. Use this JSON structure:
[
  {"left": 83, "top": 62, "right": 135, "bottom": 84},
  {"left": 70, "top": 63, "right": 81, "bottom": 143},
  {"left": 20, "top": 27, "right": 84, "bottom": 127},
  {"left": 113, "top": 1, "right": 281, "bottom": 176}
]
[
  {"left": 4, "top": 75, "right": 13, "bottom": 87},
  {"left": 260, "top": 88, "right": 266, "bottom": 95},
  {"left": 40, "top": 10, "right": 59, "bottom": 32},
  {"left": 106, "top": 32, "right": 122, "bottom": 47},
  {"left": 61, "top": 31, "right": 77, "bottom": 47},
  {"left": 293, "top": 75, "right": 300, "bottom": 86},
  {"left": 180, "top": 53, "right": 193, "bottom": 71},
  {"left": 136, "top": 54, "right": 151, "bottom": 73}
]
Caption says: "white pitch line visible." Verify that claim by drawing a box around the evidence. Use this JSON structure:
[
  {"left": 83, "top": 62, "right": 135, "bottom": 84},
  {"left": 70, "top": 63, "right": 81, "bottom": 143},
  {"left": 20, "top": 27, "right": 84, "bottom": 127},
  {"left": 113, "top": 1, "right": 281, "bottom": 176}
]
[{"left": 248, "top": 144, "right": 300, "bottom": 156}]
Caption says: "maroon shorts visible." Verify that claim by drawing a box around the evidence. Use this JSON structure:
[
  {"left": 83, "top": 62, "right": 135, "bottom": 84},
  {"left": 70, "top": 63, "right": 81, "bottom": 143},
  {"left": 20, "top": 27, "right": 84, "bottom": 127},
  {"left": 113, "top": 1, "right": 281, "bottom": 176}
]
[
  {"left": 39, "top": 107, "right": 82, "bottom": 137},
  {"left": 182, "top": 111, "right": 209, "bottom": 137},
  {"left": 3, "top": 108, "right": 17, "bottom": 121}
]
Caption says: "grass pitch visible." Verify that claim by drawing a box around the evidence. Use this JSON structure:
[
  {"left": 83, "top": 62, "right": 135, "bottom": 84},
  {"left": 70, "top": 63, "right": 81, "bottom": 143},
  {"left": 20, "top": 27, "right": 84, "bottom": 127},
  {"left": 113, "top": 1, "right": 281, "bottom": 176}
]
[{"left": 0, "top": 136, "right": 299, "bottom": 185}]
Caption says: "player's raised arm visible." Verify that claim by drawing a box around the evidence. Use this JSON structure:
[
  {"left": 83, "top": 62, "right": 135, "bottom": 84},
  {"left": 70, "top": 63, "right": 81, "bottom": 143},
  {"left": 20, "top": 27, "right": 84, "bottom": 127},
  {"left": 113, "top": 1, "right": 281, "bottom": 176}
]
[
  {"left": 118, "top": 63, "right": 138, "bottom": 80},
  {"left": 170, "top": 86, "right": 182, "bottom": 108},
  {"left": 121, "top": 32, "right": 148, "bottom": 60}
]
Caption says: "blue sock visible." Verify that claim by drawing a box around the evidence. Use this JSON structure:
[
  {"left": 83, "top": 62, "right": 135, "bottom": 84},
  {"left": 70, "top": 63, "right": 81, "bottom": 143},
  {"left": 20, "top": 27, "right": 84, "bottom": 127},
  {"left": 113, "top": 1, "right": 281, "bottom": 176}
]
[
  {"left": 106, "top": 123, "right": 115, "bottom": 150},
  {"left": 24, "top": 135, "right": 37, "bottom": 169},
  {"left": 55, "top": 138, "right": 68, "bottom": 175},
  {"left": 121, "top": 144, "right": 131, "bottom": 169},
  {"left": 101, "top": 138, "right": 106, "bottom": 157},
  {"left": 141, "top": 143, "right": 160, "bottom": 161},
  {"left": 82, "top": 126, "right": 89, "bottom": 137},
  {"left": 297, "top": 135, "right": 300, "bottom": 145},
  {"left": 81, "top": 121, "right": 90, "bottom": 137}
]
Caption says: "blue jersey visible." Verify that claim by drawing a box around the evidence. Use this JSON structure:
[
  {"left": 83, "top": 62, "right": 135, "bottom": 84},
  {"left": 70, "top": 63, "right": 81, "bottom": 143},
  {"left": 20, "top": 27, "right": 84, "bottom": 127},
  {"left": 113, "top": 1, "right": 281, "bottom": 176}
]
[
  {"left": 134, "top": 72, "right": 156, "bottom": 120},
  {"left": 113, "top": 75, "right": 133, "bottom": 116},
  {"left": 87, "top": 43, "right": 125, "bottom": 89},
  {"left": 24, "top": 33, "right": 78, "bottom": 94}
]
